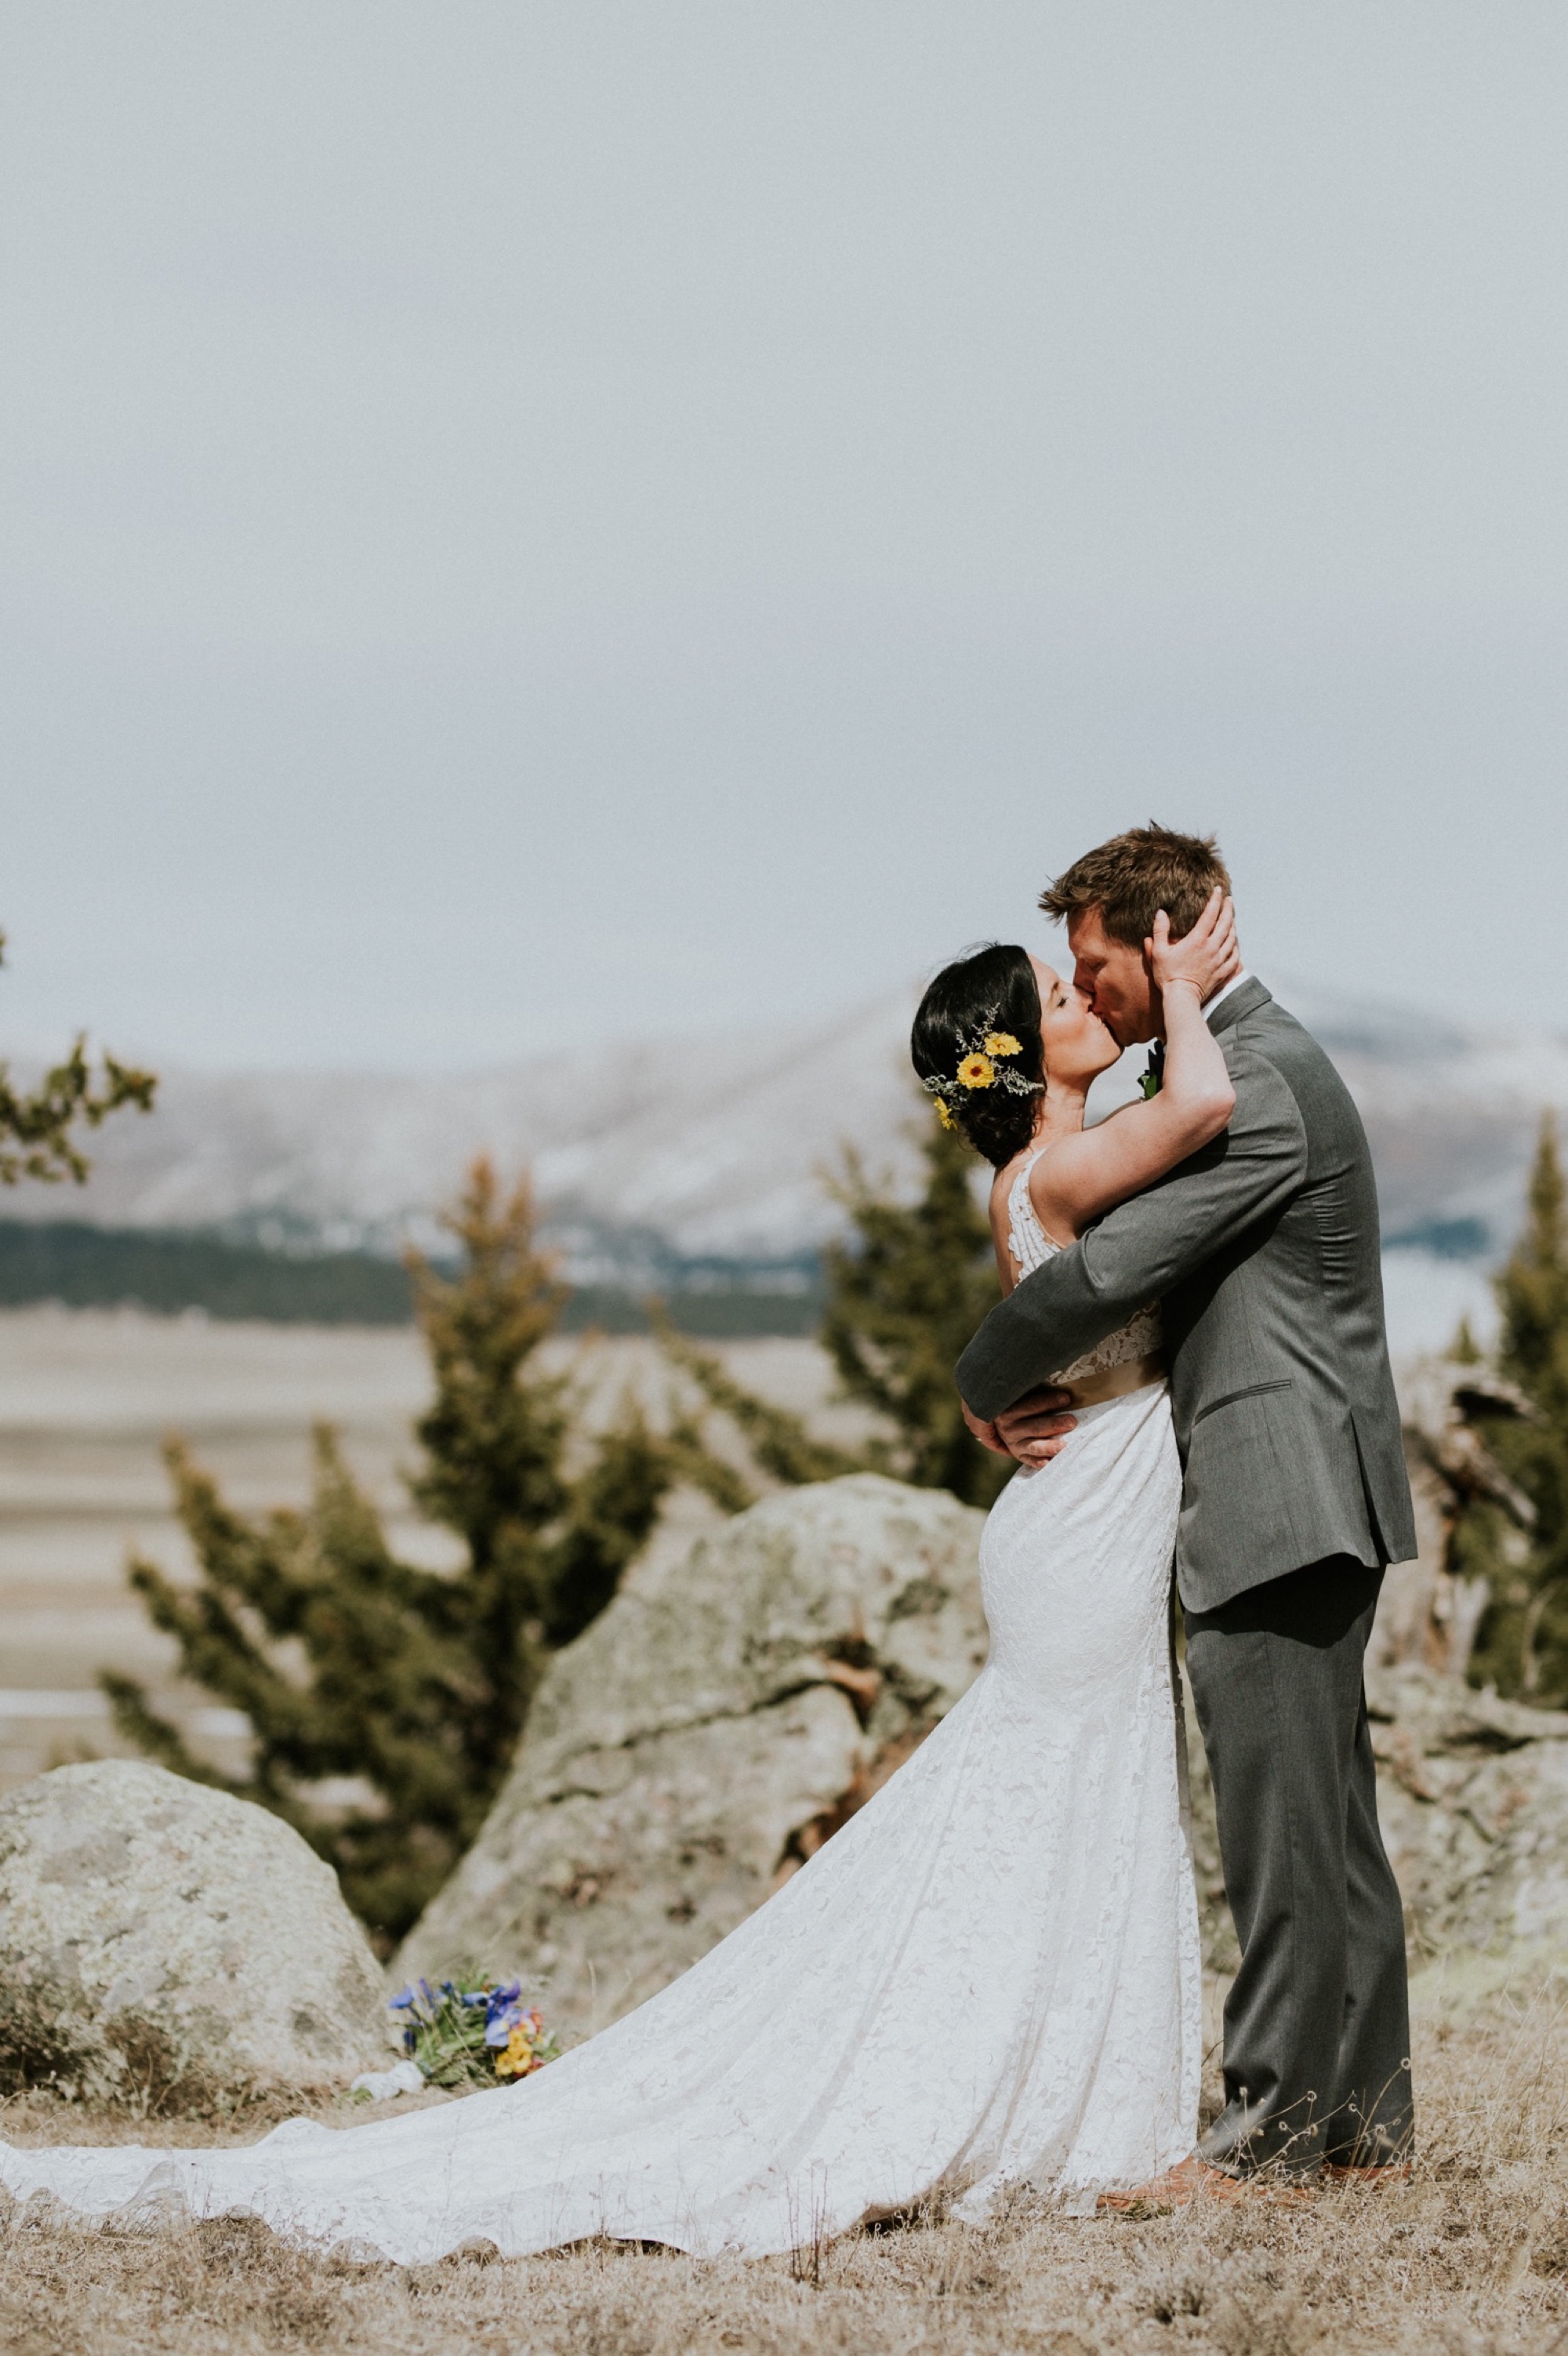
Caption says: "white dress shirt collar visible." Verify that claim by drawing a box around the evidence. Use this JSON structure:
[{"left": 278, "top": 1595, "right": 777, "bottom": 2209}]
[{"left": 1203, "top": 968, "right": 1253, "bottom": 1017}]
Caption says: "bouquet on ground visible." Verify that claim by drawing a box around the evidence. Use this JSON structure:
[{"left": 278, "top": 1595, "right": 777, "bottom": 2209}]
[{"left": 383, "top": 1972, "right": 561, "bottom": 2090}]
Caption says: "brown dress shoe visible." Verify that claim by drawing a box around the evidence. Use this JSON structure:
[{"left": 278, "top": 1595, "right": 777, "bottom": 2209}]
[{"left": 1097, "top": 2156, "right": 1314, "bottom": 2213}]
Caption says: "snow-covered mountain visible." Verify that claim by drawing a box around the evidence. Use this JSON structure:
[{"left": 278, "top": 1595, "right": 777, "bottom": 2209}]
[
  {"left": 8, "top": 979, "right": 1566, "bottom": 1274},
  {"left": 6, "top": 994, "right": 920, "bottom": 1267},
  {"left": 1283, "top": 979, "right": 1568, "bottom": 1258}
]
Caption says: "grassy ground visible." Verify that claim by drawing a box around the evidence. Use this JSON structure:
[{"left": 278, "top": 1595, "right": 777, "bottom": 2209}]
[{"left": 4, "top": 1991, "right": 1568, "bottom": 2354}]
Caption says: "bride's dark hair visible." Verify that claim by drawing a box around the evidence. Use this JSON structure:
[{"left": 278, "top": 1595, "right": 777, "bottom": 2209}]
[{"left": 910, "top": 945, "right": 1044, "bottom": 1167}]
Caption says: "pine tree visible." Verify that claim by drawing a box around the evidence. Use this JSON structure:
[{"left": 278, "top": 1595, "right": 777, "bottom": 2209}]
[
  {"left": 103, "top": 1160, "right": 677, "bottom": 1947},
  {"left": 818, "top": 1119, "right": 1010, "bottom": 1506},
  {"left": 655, "top": 1317, "right": 862, "bottom": 1501},
  {"left": 1465, "top": 1116, "right": 1568, "bottom": 1699},
  {"left": 667, "top": 1116, "right": 1011, "bottom": 1509},
  {"left": 0, "top": 928, "right": 155, "bottom": 1182},
  {"left": 1450, "top": 1315, "right": 1482, "bottom": 1366}
]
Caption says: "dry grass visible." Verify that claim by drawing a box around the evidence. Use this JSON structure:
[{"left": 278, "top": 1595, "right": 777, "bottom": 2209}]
[{"left": 5, "top": 1992, "right": 1568, "bottom": 2355}]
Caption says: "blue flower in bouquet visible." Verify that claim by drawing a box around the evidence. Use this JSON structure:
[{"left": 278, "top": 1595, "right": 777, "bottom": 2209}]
[{"left": 483, "top": 1979, "right": 524, "bottom": 2049}]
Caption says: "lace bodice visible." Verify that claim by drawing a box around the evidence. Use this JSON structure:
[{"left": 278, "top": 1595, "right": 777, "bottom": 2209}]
[{"left": 1007, "top": 1150, "right": 1163, "bottom": 1383}]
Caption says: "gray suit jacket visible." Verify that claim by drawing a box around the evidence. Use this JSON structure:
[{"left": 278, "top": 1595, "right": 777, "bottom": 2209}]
[{"left": 956, "top": 978, "right": 1417, "bottom": 1611}]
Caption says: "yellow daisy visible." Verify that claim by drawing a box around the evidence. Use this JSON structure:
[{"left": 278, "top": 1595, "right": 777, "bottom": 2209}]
[
  {"left": 984, "top": 1032, "right": 1022, "bottom": 1058},
  {"left": 935, "top": 1098, "right": 956, "bottom": 1129},
  {"left": 956, "top": 1052, "right": 995, "bottom": 1090}
]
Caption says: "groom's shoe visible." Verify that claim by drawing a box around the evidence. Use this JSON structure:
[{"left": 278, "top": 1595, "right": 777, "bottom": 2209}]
[{"left": 1098, "top": 2157, "right": 1314, "bottom": 2215}]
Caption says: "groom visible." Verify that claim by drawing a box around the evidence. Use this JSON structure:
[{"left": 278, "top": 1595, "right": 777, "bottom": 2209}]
[{"left": 956, "top": 822, "right": 1416, "bottom": 2194}]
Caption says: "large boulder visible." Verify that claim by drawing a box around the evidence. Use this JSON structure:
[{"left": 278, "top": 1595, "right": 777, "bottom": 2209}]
[
  {"left": 397, "top": 1475, "right": 989, "bottom": 2040},
  {"left": 0, "top": 1760, "right": 385, "bottom": 2104}
]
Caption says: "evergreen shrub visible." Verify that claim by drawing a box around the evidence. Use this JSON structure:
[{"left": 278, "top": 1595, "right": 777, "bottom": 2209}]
[
  {"left": 103, "top": 1160, "right": 688, "bottom": 1948},
  {"left": 1462, "top": 1116, "right": 1568, "bottom": 1701}
]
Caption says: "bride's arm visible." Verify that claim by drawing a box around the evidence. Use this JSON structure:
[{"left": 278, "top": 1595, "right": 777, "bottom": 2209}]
[{"left": 1033, "top": 891, "right": 1240, "bottom": 1240}]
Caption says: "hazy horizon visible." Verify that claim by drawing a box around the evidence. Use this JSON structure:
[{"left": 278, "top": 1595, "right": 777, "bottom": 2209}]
[{"left": 0, "top": 961, "right": 1501, "bottom": 1080}]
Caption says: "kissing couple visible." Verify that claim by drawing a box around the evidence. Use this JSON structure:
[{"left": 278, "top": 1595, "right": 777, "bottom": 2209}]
[{"left": 2, "top": 823, "right": 1417, "bottom": 2259}]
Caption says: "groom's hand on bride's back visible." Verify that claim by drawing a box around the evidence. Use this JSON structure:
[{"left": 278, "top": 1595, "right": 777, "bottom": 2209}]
[{"left": 961, "top": 1388, "right": 1077, "bottom": 1467}]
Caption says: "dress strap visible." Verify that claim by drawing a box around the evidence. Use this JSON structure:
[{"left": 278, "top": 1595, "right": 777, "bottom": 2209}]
[
  {"left": 1005, "top": 1148, "right": 1048, "bottom": 1220},
  {"left": 1006, "top": 1145, "right": 1058, "bottom": 1276}
]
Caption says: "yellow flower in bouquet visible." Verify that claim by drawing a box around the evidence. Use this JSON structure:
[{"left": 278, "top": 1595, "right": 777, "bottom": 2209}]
[{"left": 495, "top": 2009, "right": 554, "bottom": 2079}]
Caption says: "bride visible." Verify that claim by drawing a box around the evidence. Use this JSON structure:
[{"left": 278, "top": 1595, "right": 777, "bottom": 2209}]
[{"left": 2, "top": 896, "right": 1240, "bottom": 2263}]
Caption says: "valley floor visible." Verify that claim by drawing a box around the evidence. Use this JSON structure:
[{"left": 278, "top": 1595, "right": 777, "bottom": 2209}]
[
  {"left": 0, "top": 1309, "right": 849, "bottom": 1795},
  {"left": 2, "top": 1993, "right": 1566, "bottom": 2354}
]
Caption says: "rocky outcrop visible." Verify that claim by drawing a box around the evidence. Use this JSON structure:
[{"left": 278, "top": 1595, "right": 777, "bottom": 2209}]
[
  {"left": 1373, "top": 1360, "right": 1537, "bottom": 1679},
  {"left": 1185, "top": 1661, "right": 1568, "bottom": 1994},
  {"left": 0, "top": 1760, "right": 386, "bottom": 2104},
  {"left": 397, "top": 1476, "right": 989, "bottom": 2040},
  {"left": 1366, "top": 1666, "right": 1568, "bottom": 2002}
]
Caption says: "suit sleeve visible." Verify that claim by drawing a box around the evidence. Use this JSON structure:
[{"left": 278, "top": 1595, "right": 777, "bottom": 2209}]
[{"left": 956, "top": 1042, "right": 1309, "bottom": 1420}]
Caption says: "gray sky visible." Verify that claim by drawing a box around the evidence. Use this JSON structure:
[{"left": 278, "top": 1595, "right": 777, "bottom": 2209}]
[{"left": 4, "top": 4, "right": 1566, "bottom": 1068}]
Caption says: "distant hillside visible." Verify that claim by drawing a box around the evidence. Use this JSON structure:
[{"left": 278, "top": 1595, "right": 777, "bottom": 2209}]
[
  {"left": 2, "top": 978, "right": 1562, "bottom": 1276},
  {"left": 0, "top": 993, "right": 917, "bottom": 1266},
  {"left": 0, "top": 1221, "right": 823, "bottom": 1335},
  {"left": 0, "top": 1221, "right": 412, "bottom": 1325},
  {"left": 1284, "top": 982, "right": 1568, "bottom": 1261}
]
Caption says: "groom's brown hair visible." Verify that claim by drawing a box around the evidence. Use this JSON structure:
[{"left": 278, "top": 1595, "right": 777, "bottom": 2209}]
[{"left": 1039, "top": 822, "right": 1231, "bottom": 947}]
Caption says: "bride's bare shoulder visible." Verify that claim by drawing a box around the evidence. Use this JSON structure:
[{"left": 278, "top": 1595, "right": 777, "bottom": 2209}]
[{"left": 989, "top": 1142, "right": 1038, "bottom": 1215}]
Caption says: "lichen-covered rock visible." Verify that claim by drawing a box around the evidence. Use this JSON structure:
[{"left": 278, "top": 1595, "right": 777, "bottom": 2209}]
[
  {"left": 1185, "top": 1661, "right": 1568, "bottom": 1999},
  {"left": 397, "top": 1475, "right": 988, "bottom": 2040},
  {"left": 1373, "top": 1359, "right": 1537, "bottom": 1679},
  {"left": 0, "top": 1760, "right": 385, "bottom": 2104},
  {"left": 1364, "top": 1667, "right": 1568, "bottom": 2002}
]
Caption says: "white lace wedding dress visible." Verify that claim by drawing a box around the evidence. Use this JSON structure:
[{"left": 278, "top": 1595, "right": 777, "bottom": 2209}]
[{"left": 1, "top": 1158, "right": 1201, "bottom": 2261}]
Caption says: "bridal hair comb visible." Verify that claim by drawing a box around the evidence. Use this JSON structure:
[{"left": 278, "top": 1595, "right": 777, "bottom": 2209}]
[{"left": 920, "top": 1015, "right": 1044, "bottom": 1127}]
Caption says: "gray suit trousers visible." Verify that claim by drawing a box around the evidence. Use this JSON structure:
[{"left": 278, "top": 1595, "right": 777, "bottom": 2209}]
[{"left": 1185, "top": 1559, "right": 1414, "bottom": 2176}]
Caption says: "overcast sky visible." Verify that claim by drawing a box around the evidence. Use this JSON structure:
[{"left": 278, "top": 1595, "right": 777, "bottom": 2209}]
[{"left": 3, "top": 4, "right": 1566, "bottom": 1069}]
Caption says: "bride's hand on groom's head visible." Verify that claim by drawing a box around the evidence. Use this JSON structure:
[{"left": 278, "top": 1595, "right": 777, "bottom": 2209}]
[{"left": 1145, "top": 889, "right": 1240, "bottom": 1002}]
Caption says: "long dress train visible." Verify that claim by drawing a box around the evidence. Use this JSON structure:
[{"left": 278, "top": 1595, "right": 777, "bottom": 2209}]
[{"left": 1, "top": 1171, "right": 1201, "bottom": 2260}]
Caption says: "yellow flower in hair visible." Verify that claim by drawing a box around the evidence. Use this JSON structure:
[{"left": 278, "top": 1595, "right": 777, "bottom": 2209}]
[
  {"left": 984, "top": 1032, "right": 1022, "bottom": 1058},
  {"left": 935, "top": 1098, "right": 956, "bottom": 1129},
  {"left": 956, "top": 1053, "right": 995, "bottom": 1090}
]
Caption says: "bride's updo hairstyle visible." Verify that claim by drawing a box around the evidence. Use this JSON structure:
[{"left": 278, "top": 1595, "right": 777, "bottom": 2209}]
[{"left": 910, "top": 944, "right": 1044, "bottom": 1167}]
